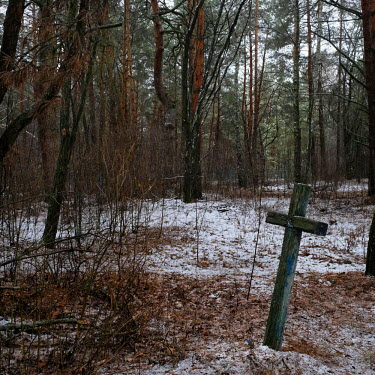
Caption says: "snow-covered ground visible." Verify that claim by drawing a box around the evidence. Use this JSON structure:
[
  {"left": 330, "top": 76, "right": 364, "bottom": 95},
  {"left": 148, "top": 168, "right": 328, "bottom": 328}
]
[
  {"left": 1, "top": 182, "right": 374, "bottom": 374},
  {"left": 102, "top": 185, "right": 374, "bottom": 375},
  {"left": 144, "top": 191, "right": 369, "bottom": 282}
]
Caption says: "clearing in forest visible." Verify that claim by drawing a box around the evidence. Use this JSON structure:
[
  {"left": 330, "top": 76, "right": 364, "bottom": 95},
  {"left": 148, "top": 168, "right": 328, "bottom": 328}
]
[{"left": 1, "top": 182, "right": 374, "bottom": 374}]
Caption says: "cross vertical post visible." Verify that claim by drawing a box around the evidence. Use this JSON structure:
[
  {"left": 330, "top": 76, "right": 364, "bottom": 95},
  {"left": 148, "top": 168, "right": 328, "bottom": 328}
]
[{"left": 263, "top": 183, "right": 327, "bottom": 350}]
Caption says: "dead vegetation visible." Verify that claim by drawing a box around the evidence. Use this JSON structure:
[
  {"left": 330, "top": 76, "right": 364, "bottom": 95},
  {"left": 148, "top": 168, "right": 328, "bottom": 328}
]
[{"left": 0, "top": 189, "right": 374, "bottom": 374}]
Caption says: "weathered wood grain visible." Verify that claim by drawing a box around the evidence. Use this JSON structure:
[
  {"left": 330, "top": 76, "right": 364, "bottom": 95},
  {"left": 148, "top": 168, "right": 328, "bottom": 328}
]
[
  {"left": 266, "top": 211, "right": 328, "bottom": 236},
  {"left": 264, "top": 183, "right": 325, "bottom": 350}
]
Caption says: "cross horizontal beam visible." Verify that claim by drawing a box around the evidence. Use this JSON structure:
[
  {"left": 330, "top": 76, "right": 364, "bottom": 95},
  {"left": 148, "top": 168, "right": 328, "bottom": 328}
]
[{"left": 266, "top": 211, "right": 328, "bottom": 236}]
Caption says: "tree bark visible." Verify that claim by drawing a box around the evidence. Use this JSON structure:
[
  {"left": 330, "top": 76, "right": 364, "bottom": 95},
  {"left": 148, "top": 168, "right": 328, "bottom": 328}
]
[
  {"left": 0, "top": 0, "right": 89, "bottom": 165},
  {"left": 316, "top": 0, "right": 326, "bottom": 180},
  {"left": 251, "top": 0, "right": 260, "bottom": 186},
  {"left": 34, "top": 0, "right": 56, "bottom": 195},
  {"left": 305, "top": 0, "right": 314, "bottom": 183},
  {"left": 151, "top": 0, "right": 176, "bottom": 180},
  {"left": 336, "top": 5, "right": 344, "bottom": 179},
  {"left": 235, "top": 57, "right": 246, "bottom": 187},
  {"left": 151, "top": 0, "right": 170, "bottom": 108},
  {"left": 0, "top": 76, "right": 63, "bottom": 164},
  {"left": 0, "top": 0, "right": 25, "bottom": 105},
  {"left": 182, "top": 0, "right": 205, "bottom": 203},
  {"left": 361, "top": 0, "right": 375, "bottom": 196},
  {"left": 366, "top": 212, "right": 375, "bottom": 276},
  {"left": 42, "top": 0, "right": 92, "bottom": 247},
  {"left": 293, "top": 0, "right": 302, "bottom": 183}
]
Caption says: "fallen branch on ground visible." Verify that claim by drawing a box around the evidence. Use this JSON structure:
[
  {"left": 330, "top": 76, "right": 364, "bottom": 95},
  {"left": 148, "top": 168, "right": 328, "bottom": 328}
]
[{"left": 0, "top": 318, "right": 89, "bottom": 332}]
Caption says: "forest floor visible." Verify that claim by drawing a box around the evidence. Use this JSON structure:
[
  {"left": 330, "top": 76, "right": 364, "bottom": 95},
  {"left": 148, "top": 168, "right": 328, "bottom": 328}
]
[
  {"left": 1, "top": 181, "right": 374, "bottom": 374},
  {"left": 99, "top": 181, "right": 375, "bottom": 375}
]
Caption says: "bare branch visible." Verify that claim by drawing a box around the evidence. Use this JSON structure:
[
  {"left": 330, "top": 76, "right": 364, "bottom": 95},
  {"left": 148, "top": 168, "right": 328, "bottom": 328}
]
[{"left": 0, "top": 318, "right": 89, "bottom": 332}]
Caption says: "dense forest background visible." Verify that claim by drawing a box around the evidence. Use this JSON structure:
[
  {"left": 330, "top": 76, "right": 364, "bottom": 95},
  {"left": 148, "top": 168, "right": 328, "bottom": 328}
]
[
  {"left": 0, "top": 0, "right": 369, "bottom": 216},
  {"left": 0, "top": 1, "right": 374, "bottom": 374}
]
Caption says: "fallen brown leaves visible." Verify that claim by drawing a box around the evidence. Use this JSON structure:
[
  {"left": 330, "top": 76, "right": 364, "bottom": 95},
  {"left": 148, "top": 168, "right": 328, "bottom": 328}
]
[{"left": 123, "top": 270, "right": 374, "bottom": 372}]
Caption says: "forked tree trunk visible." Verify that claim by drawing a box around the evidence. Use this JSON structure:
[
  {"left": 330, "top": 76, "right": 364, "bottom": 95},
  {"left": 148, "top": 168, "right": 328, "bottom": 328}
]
[{"left": 42, "top": 0, "right": 92, "bottom": 247}]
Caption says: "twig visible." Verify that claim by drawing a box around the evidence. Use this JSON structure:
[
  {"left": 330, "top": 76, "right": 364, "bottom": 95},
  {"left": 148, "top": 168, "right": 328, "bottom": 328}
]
[
  {"left": 0, "top": 318, "right": 87, "bottom": 332},
  {"left": 0, "top": 247, "right": 93, "bottom": 268},
  {"left": 247, "top": 188, "right": 263, "bottom": 300}
]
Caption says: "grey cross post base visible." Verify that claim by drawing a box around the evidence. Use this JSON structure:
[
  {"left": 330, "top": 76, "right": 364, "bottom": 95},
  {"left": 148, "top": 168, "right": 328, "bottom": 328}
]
[{"left": 263, "top": 183, "right": 328, "bottom": 351}]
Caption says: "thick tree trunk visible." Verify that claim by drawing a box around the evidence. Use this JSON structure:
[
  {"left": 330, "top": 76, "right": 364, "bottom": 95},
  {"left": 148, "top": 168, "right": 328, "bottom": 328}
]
[
  {"left": 0, "top": 0, "right": 25, "bottom": 105},
  {"left": 251, "top": 0, "right": 259, "bottom": 184},
  {"left": 293, "top": 0, "right": 302, "bottom": 183},
  {"left": 151, "top": 0, "right": 169, "bottom": 108},
  {"left": 336, "top": 5, "right": 344, "bottom": 179},
  {"left": 151, "top": 0, "right": 176, "bottom": 181},
  {"left": 182, "top": 0, "right": 204, "bottom": 203},
  {"left": 0, "top": 0, "right": 88, "bottom": 165},
  {"left": 34, "top": 0, "right": 56, "bottom": 195},
  {"left": 305, "top": 0, "right": 314, "bottom": 183},
  {"left": 0, "top": 77, "right": 63, "bottom": 164},
  {"left": 361, "top": 0, "right": 375, "bottom": 196},
  {"left": 366, "top": 213, "right": 375, "bottom": 276}
]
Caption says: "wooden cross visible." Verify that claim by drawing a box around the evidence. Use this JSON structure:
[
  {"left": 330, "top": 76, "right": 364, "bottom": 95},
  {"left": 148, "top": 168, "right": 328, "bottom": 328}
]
[{"left": 263, "top": 183, "right": 328, "bottom": 351}]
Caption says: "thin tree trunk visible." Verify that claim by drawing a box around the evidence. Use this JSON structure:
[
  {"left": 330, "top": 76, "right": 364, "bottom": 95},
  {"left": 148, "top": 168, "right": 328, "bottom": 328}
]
[
  {"left": 316, "top": 0, "right": 326, "bottom": 179},
  {"left": 336, "top": 5, "right": 344, "bottom": 179},
  {"left": 246, "top": 34, "right": 254, "bottom": 180},
  {"left": 42, "top": 0, "right": 92, "bottom": 247},
  {"left": 42, "top": 58, "right": 94, "bottom": 247},
  {"left": 235, "top": 57, "right": 246, "bottom": 187},
  {"left": 343, "top": 71, "right": 354, "bottom": 179}
]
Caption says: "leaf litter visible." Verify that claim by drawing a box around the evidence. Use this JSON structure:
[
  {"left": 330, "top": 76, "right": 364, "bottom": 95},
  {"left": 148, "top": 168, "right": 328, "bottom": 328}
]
[
  {"left": 1, "top": 183, "right": 374, "bottom": 374},
  {"left": 97, "top": 185, "right": 375, "bottom": 374}
]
